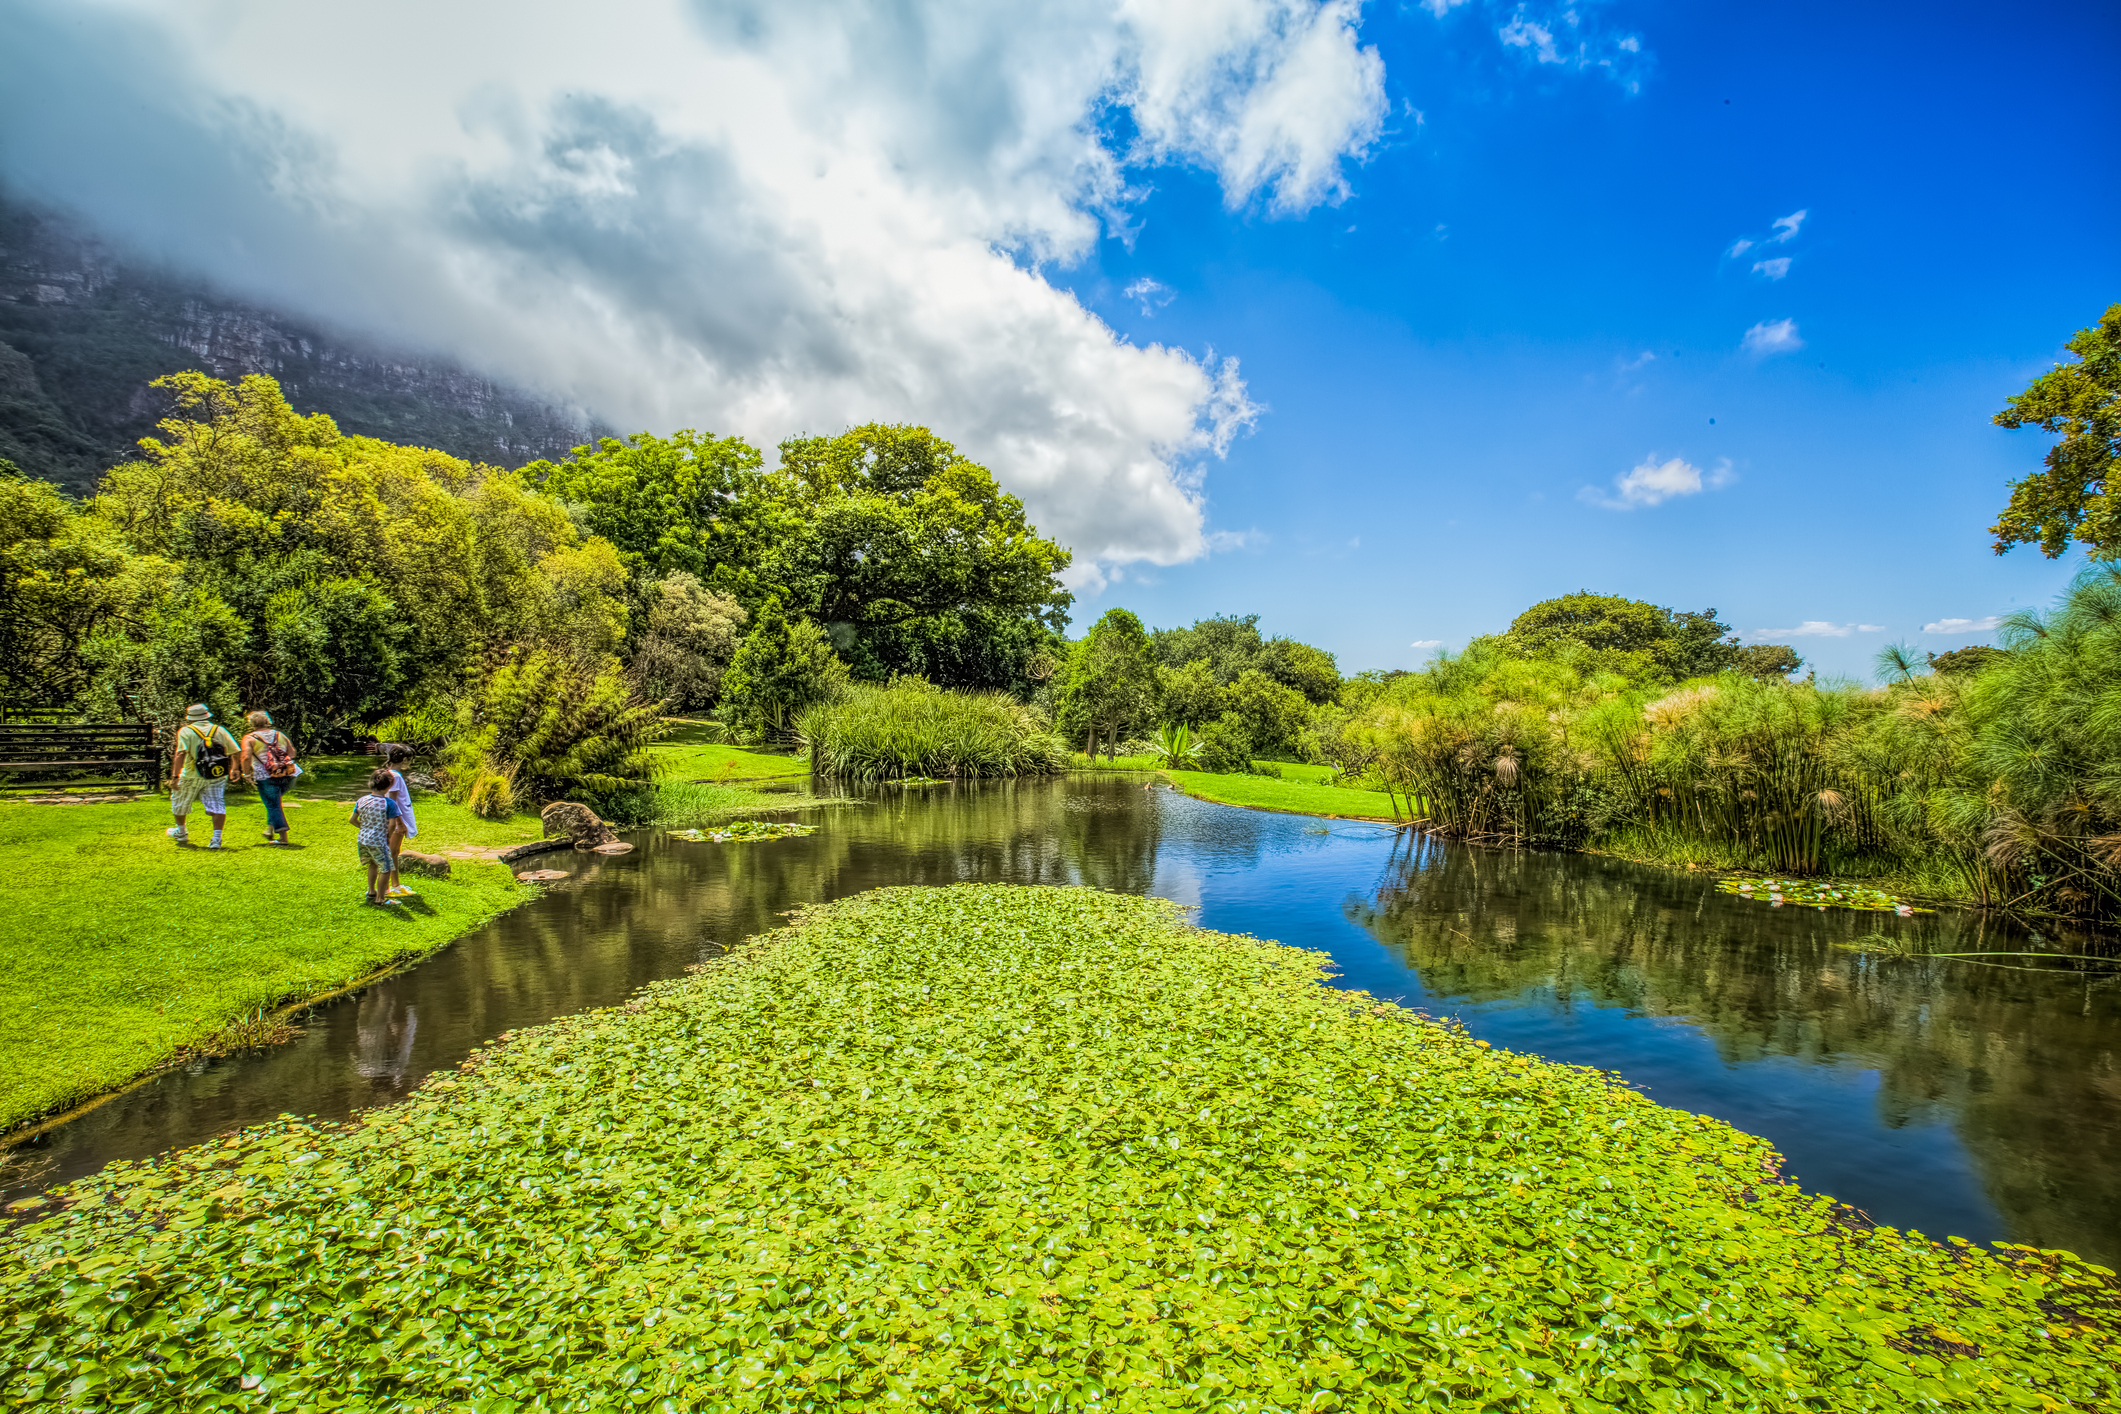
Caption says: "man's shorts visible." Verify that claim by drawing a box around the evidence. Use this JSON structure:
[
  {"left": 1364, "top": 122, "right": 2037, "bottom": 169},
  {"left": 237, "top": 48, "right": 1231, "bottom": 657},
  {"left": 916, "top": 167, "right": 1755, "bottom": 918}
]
[
  {"left": 357, "top": 841, "right": 396, "bottom": 871},
  {"left": 170, "top": 775, "right": 227, "bottom": 815}
]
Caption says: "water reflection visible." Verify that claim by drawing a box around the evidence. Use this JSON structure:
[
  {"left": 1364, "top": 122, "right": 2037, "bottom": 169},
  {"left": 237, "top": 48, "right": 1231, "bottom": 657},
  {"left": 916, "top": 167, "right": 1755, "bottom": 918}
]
[
  {"left": 6, "top": 777, "right": 2117, "bottom": 1267},
  {"left": 1348, "top": 832, "right": 2121, "bottom": 1261}
]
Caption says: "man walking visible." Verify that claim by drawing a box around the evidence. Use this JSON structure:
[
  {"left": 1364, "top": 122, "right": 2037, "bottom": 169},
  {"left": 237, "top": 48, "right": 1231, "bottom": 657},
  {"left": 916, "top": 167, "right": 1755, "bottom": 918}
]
[{"left": 168, "top": 703, "right": 240, "bottom": 849}]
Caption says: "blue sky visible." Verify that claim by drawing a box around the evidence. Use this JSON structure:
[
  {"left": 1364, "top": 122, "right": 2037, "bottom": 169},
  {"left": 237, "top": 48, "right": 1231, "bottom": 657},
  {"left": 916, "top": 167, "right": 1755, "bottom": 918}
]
[
  {"left": 1073, "top": 0, "right": 2120, "bottom": 676},
  {"left": 2, "top": 0, "right": 2115, "bottom": 680}
]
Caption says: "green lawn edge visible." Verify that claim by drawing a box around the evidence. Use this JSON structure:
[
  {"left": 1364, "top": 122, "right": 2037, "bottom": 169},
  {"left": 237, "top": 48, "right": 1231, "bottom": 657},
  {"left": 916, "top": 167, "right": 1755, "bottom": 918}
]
[
  {"left": 4, "top": 883, "right": 2113, "bottom": 1410},
  {"left": 1158, "top": 765, "right": 1400, "bottom": 821},
  {"left": 0, "top": 743, "right": 810, "bottom": 1136}
]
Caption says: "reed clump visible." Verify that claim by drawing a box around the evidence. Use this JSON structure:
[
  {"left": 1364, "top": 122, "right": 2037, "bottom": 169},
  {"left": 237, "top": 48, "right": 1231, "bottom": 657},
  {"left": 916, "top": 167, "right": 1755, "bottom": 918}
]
[
  {"left": 1344, "top": 565, "right": 2121, "bottom": 920},
  {"left": 797, "top": 680, "right": 1066, "bottom": 782}
]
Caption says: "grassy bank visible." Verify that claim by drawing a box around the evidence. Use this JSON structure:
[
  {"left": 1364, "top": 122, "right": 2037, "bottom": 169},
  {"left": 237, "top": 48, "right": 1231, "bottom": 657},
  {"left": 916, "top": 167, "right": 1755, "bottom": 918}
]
[
  {"left": 4, "top": 884, "right": 2114, "bottom": 1409},
  {"left": 1161, "top": 761, "right": 1400, "bottom": 821},
  {"left": 0, "top": 740, "right": 824, "bottom": 1134},
  {"left": 0, "top": 757, "right": 531, "bottom": 1132}
]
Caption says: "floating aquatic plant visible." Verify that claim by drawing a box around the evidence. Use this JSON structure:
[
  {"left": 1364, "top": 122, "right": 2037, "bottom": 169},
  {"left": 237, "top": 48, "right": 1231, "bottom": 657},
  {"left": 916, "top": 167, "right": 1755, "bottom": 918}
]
[
  {"left": 5, "top": 885, "right": 2117, "bottom": 1409},
  {"left": 672, "top": 820, "right": 818, "bottom": 843},
  {"left": 1720, "top": 877, "right": 1928, "bottom": 914}
]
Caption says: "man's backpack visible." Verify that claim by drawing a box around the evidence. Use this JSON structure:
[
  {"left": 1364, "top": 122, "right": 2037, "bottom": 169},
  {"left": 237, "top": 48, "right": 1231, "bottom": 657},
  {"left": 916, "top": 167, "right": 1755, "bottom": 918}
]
[
  {"left": 186, "top": 725, "right": 233, "bottom": 780},
  {"left": 256, "top": 731, "right": 295, "bottom": 777}
]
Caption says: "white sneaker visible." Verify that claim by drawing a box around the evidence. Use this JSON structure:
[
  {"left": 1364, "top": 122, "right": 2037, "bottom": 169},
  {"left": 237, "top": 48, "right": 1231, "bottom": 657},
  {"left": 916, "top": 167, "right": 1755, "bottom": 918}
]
[{"left": 166, "top": 827, "right": 188, "bottom": 842}]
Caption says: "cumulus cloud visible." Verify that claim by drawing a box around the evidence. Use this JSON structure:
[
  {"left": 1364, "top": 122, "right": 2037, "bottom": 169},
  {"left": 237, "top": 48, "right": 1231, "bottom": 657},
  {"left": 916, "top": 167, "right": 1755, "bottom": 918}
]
[
  {"left": 1751, "top": 257, "right": 1791, "bottom": 280},
  {"left": 0, "top": 0, "right": 1390, "bottom": 575},
  {"left": 1771, "top": 209, "right": 1808, "bottom": 242},
  {"left": 1579, "top": 454, "right": 1735, "bottom": 510},
  {"left": 1745, "top": 621, "right": 1886, "bottom": 641},
  {"left": 1742, "top": 318, "right": 1805, "bottom": 356},
  {"left": 1923, "top": 615, "right": 2002, "bottom": 635}
]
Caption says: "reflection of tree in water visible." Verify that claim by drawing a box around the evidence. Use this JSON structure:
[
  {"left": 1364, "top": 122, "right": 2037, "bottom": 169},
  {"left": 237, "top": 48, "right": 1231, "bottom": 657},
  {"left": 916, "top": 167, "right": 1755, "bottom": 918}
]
[
  {"left": 352, "top": 989, "right": 417, "bottom": 1089},
  {"left": 1348, "top": 834, "right": 2121, "bottom": 1262}
]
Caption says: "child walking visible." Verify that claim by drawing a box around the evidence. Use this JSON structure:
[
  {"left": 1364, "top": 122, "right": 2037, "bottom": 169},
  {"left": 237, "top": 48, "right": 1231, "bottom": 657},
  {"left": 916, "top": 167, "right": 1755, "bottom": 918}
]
[
  {"left": 379, "top": 743, "right": 419, "bottom": 898},
  {"left": 349, "top": 768, "right": 403, "bottom": 906}
]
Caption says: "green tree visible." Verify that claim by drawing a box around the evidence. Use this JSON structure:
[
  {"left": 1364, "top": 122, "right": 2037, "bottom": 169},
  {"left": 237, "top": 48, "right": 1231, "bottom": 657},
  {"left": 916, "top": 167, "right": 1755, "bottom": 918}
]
[
  {"left": 1255, "top": 636, "right": 1341, "bottom": 704},
  {"left": 1734, "top": 643, "right": 1804, "bottom": 680},
  {"left": 626, "top": 571, "right": 747, "bottom": 711},
  {"left": 1149, "top": 613, "right": 1264, "bottom": 683},
  {"left": 722, "top": 602, "right": 850, "bottom": 740},
  {"left": 1226, "top": 669, "right": 1312, "bottom": 759},
  {"left": 1196, "top": 713, "right": 1256, "bottom": 773},
  {"left": 516, "top": 429, "right": 771, "bottom": 583},
  {"left": 1056, "top": 608, "right": 1157, "bottom": 757},
  {"left": 1990, "top": 304, "right": 2121, "bottom": 560},
  {"left": 1504, "top": 590, "right": 1794, "bottom": 683},
  {"left": 1155, "top": 658, "right": 1226, "bottom": 727}
]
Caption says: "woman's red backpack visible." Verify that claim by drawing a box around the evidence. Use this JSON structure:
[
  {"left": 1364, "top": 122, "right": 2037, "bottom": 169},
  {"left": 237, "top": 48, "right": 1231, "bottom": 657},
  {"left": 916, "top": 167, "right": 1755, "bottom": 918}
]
[{"left": 256, "top": 731, "right": 295, "bottom": 777}]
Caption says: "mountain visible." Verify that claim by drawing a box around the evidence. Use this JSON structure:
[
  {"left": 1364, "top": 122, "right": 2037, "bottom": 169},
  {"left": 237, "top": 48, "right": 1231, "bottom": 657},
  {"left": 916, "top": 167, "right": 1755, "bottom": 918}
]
[{"left": 0, "top": 198, "right": 602, "bottom": 495}]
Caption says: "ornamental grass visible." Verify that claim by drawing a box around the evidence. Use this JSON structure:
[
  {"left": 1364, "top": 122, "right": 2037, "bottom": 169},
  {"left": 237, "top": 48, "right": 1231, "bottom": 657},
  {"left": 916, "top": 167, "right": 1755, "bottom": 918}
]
[
  {"left": 3, "top": 884, "right": 2115, "bottom": 1411},
  {"left": 798, "top": 682, "right": 1066, "bottom": 782}
]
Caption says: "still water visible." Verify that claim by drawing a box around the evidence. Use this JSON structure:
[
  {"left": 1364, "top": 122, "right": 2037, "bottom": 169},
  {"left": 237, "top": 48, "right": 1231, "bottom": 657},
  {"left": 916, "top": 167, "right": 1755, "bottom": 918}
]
[{"left": 10, "top": 777, "right": 2119, "bottom": 1264}]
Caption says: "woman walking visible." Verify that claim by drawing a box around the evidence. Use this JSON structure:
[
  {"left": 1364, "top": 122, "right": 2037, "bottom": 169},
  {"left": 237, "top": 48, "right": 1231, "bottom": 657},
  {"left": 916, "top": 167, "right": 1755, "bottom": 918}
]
[{"left": 239, "top": 711, "right": 299, "bottom": 845}]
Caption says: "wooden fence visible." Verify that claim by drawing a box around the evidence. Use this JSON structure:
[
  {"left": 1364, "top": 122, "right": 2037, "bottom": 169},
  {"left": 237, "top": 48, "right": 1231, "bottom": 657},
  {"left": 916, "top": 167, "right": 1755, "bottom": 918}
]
[{"left": 0, "top": 723, "right": 161, "bottom": 794}]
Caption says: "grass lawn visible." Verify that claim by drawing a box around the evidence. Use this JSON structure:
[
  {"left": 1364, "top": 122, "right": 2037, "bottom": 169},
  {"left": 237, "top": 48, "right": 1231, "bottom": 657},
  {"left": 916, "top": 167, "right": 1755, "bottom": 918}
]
[
  {"left": 656, "top": 723, "right": 809, "bottom": 784},
  {"left": 5, "top": 884, "right": 2113, "bottom": 1409},
  {"left": 1162, "top": 762, "right": 1401, "bottom": 821},
  {"left": 0, "top": 758, "right": 537, "bottom": 1132},
  {"left": 0, "top": 737, "right": 810, "bottom": 1134}
]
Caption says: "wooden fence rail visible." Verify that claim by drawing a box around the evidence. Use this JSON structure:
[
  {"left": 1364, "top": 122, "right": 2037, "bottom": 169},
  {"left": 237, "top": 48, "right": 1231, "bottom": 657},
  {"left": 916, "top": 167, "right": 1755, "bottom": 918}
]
[{"left": 0, "top": 723, "right": 161, "bottom": 794}]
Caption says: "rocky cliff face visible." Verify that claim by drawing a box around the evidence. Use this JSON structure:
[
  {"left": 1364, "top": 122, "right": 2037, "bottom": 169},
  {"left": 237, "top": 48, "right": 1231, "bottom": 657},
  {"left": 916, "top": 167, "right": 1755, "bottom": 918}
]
[{"left": 0, "top": 199, "right": 602, "bottom": 494}]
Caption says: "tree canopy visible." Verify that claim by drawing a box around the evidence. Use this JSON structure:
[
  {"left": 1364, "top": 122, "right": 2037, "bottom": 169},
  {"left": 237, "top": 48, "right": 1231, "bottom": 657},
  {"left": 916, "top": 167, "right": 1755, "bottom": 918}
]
[
  {"left": 1990, "top": 303, "right": 2120, "bottom": 560},
  {"left": 1501, "top": 591, "right": 1800, "bottom": 683}
]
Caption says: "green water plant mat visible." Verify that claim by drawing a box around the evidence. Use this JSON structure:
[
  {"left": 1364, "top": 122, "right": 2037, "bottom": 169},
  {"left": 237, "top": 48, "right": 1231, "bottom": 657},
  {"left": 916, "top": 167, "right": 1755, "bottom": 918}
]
[
  {"left": 1718, "top": 877, "right": 1930, "bottom": 913},
  {"left": 3, "top": 885, "right": 2115, "bottom": 1410},
  {"left": 671, "top": 820, "right": 819, "bottom": 843}
]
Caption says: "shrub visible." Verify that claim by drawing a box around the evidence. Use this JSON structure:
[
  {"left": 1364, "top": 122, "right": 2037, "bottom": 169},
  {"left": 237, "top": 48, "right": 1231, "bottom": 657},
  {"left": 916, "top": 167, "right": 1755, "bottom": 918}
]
[
  {"left": 440, "top": 649, "right": 664, "bottom": 816},
  {"left": 1196, "top": 712, "right": 1255, "bottom": 774},
  {"left": 799, "top": 681, "right": 1065, "bottom": 781},
  {"left": 721, "top": 602, "right": 848, "bottom": 742}
]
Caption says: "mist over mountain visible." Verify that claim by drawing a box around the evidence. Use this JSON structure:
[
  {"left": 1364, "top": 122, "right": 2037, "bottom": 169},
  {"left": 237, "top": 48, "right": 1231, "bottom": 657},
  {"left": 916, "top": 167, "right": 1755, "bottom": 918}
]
[{"left": 0, "top": 197, "right": 601, "bottom": 495}]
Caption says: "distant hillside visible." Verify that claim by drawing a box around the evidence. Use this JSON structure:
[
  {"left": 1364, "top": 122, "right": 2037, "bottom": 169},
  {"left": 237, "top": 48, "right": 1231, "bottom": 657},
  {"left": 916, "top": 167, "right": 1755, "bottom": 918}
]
[{"left": 0, "top": 198, "right": 602, "bottom": 495}]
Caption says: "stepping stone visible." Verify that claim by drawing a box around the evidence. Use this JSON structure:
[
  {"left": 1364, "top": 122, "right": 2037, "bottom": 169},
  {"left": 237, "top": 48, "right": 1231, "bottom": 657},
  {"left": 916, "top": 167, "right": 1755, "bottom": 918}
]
[
  {"left": 516, "top": 869, "right": 570, "bottom": 882},
  {"left": 591, "top": 841, "right": 635, "bottom": 855}
]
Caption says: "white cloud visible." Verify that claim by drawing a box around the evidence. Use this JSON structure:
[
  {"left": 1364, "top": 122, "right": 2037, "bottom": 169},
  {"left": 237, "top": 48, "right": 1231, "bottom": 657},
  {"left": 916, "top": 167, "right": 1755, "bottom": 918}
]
[
  {"left": 1742, "top": 318, "right": 1804, "bottom": 356},
  {"left": 1579, "top": 454, "right": 1735, "bottom": 510},
  {"left": 1410, "top": 639, "right": 1444, "bottom": 649},
  {"left": 1751, "top": 257, "right": 1791, "bottom": 280},
  {"left": 0, "top": 0, "right": 1388, "bottom": 576},
  {"left": 1123, "top": 277, "right": 1176, "bottom": 316},
  {"left": 1417, "top": 0, "right": 1472, "bottom": 14},
  {"left": 1771, "top": 208, "right": 1808, "bottom": 242},
  {"left": 1620, "top": 350, "right": 1655, "bottom": 372},
  {"left": 1745, "top": 621, "right": 1886, "bottom": 641},
  {"left": 1922, "top": 615, "right": 2002, "bottom": 635},
  {"left": 1495, "top": 5, "right": 1647, "bottom": 90},
  {"left": 1727, "top": 237, "right": 1755, "bottom": 258}
]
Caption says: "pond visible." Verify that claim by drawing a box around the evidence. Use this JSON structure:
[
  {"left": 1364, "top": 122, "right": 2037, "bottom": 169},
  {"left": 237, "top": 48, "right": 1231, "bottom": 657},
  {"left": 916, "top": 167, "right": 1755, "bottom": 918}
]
[{"left": 8, "top": 776, "right": 2119, "bottom": 1266}]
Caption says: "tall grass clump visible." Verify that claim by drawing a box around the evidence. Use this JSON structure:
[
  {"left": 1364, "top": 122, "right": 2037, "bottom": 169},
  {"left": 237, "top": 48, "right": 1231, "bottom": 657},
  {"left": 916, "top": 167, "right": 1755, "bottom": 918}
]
[{"left": 798, "top": 679, "right": 1065, "bottom": 782}]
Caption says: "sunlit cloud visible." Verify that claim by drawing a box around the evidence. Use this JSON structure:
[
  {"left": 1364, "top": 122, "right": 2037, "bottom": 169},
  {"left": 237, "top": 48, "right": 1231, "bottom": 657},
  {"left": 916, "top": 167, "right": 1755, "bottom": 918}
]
[
  {"left": 1123, "top": 277, "right": 1176, "bottom": 316},
  {"left": 1922, "top": 615, "right": 2002, "bottom": 634},
  {"left": 1745, "top": 621, "right": 1886, "bottom": 641},
  {"left": 1742, "top": 318, "right": 1804, "bottom": 356},
  {"left": 1751, "top": 257, "right": 1791, "bottom": 280},
  {"left": 1409, "top": 639, "right": 1444, "bottom": 649},
  {"left": 1770, "top": 208, "right": 1808, "bottom": 242},
  {"left": 1579, "top": 454, "right": 1735, "bottom": 510}
]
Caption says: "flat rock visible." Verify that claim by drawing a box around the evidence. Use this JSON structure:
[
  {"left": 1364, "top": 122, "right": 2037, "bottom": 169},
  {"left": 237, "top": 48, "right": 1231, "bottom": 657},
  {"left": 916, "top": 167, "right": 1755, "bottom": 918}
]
[
  {"left": 590, "top": 841, "right": 634, "bottom": 855},
  {"left": 515, "top": 869, "right": 570, "bottom": 882},
  {"left": 397, "top": 851, "right": 452, "bottom": 879}
]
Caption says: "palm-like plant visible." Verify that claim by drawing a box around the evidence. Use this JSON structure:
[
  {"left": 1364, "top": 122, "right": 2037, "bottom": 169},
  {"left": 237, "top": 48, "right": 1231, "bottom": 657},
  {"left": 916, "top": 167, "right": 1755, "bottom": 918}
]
[{"left": 1151, "top": 722, "right": 1204, "bottom": 769}]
